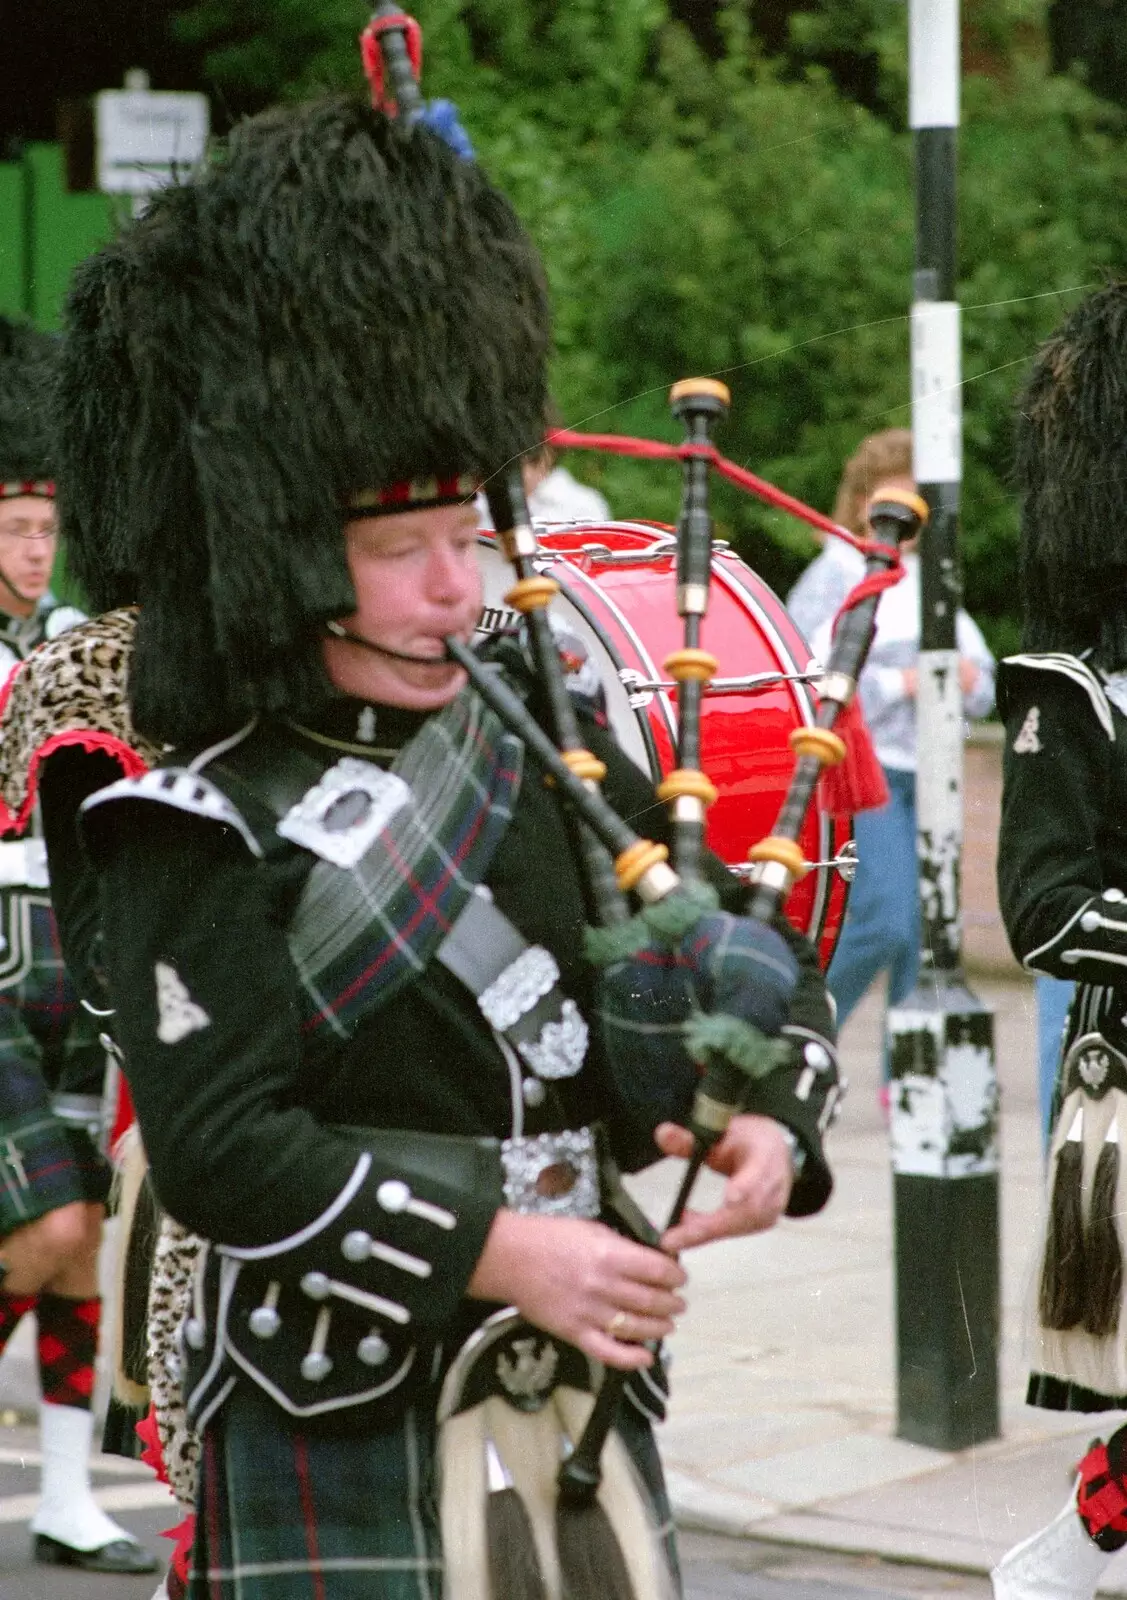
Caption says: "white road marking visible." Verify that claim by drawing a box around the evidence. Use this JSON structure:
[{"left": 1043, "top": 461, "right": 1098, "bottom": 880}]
[{"left": 0, "top": 1446, "right": 165, "bottom": 1476}]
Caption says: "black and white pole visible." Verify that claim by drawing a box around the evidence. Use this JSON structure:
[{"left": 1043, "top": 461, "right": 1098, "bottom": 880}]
[{"left": 886, "top": 0, "right": 999, "bottom": 1452}]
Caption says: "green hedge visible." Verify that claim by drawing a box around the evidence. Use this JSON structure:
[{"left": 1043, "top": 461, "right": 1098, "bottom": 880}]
[{"left": 173, "top": 0, "right": 1127, "bottom": 655}]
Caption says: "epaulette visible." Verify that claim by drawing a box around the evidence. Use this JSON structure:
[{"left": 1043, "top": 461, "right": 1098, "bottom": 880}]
[
  {"left": 80, "top": 728, "right": 265, "bottom": 861},
  {"left": 1000, "top": 653, "right": 1115, "bottom": 742}
]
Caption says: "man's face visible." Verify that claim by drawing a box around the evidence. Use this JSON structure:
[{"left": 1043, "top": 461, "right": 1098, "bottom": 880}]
[
  {"left": 322, "top": 502, "right": 483, "bottom": 710},
  {"left": 0, "top": 497, "right": 57, "bottom": 615}
]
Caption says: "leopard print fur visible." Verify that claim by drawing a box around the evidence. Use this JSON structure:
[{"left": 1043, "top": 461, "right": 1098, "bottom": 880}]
[
  {"left": 148, "top": 1216, "right": 203, "bottom": 1509},
  {"left": 0, "top": 607, "right": 162, "bottom": 827}
]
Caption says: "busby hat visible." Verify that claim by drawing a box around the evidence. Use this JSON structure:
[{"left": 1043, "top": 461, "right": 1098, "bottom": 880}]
[
  {"left": 58, "top": 95, "right": 551, "bottom": 746},
  {"left": 1016, "top": 281, "right": 1127, "bottom": 663},
  {"left": 55, "top": 244, "right": 143, "bottom": 614},
  {"left": 0, "top": 317, "right": 57, "bottom": 497}
]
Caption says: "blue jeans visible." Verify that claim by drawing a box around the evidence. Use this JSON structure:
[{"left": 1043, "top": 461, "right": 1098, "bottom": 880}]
[
  {"left": 1036, "top": 975, "right": 1074, "bottom": 1150},
  {"left": 827, "top": 767, "right": 920, "bottom": 1030}
]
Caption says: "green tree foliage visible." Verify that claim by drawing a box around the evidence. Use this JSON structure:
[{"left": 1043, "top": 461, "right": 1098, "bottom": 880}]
[{"left": 172, "top": 0, "right": 1127, "bottom": 655}]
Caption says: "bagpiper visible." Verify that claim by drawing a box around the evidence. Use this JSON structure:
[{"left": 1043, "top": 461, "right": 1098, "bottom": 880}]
[
  {"left": 0, "top": 316, "right": 157, "bottom": 1575},
  {"left": 62, "top": 93, "right": 841, "bottom": 1599}
]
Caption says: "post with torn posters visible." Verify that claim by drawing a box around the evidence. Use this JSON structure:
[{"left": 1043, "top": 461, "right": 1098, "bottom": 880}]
[{"left": 887, "top": 0, "right": 1000, "bottom": 1452}]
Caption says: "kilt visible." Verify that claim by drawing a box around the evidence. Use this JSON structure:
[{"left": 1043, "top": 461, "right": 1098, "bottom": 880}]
[
  {"left": 189, "top": 1381, "right": 679, "bottom": 1599},
  {"left": 0, "top": 890, "right": 112, "bottom": 1235}
]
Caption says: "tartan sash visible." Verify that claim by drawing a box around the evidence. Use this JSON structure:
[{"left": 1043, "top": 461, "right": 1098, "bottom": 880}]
[{"left": 289, "top": 692, "right": 524, "bottom": 1040}]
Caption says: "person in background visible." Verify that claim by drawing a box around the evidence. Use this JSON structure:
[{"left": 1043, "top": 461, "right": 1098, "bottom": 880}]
[
  {"left": 524, "top": 435, "right": 611, "bottom": 523},
  {"left": 788, "top": 429, "right": 996, "bottom": 1077},
  {"left": 1036, "top": 976, "right": 1075, "bottom": 1150},
  {"left": 0, "top": 317, "right": 156, "bottom": 1576}
]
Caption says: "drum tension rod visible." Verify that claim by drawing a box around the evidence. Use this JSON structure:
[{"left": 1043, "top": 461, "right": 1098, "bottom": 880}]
[
  {"left": 729, "top": 839, "right": 858, "bottom": 884},
  {"left": 619, "top": 666, "right": 826, "bottom": 696}
]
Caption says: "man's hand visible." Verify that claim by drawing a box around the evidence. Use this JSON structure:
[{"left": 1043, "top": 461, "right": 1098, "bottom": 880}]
[
  {"left": 958, "top": 656, "right": 981, "bottom": 695},
  {"left": 656, "top": 1114, "right": 793, "bottom": 1254},
  {"left": 467, "top": 1210, "right": 687, "bottom": 1371}
]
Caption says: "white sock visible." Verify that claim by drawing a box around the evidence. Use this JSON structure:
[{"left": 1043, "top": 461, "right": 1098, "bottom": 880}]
[
  {"left": 992, "top": 1483, "right": 1113, "bottom": 1600},
  {"left": 30, "top": 1401, "right": 138, "bottom": 1552}
]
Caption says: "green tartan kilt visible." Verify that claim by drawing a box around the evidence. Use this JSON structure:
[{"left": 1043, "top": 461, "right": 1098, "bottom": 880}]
[
  {"left": 0, "top": 891, "right": 113, "bottom": 1235},
  {"left": 189, "top": 1381, "right": 679, "bottom": 1599},
  {"left": 0, "top": 1105, "right": 108, "bottom": 1237}
]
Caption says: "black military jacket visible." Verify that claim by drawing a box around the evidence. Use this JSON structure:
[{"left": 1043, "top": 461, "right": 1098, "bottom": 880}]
[
  {"left": 79, "top": 691, "right": 838, "bottom": 1424},
  {"left": 999, "top": 655, "right": 1127, "bottom": 987}
]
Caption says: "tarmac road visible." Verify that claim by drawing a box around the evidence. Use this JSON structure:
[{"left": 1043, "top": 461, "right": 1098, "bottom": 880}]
[{"left": 0, "top": 1423, "right": 995, "bottom": 1600}]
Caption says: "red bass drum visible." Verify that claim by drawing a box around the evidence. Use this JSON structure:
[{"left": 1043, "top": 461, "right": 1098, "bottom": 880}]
[{"left": 477, "top": 522, "right": 851, "bottom": 968}]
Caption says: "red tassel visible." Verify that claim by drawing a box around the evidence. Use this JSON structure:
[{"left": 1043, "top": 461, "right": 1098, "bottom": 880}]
[{"left": 817, "top": 697, "right": 889, "bottom": 817}]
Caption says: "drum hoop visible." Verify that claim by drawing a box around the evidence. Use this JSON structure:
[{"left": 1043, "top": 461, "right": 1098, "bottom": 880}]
[
  {"left": 541, "top": 554, "right": 676, "bottom": 779},
  {"left": 536, "top": 565, "right": 664, "bottom": 783}
]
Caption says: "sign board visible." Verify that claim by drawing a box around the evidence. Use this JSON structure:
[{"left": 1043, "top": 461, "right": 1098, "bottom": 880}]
[{"left": 95, "top": 90, "right": 209, "bottom": 194}]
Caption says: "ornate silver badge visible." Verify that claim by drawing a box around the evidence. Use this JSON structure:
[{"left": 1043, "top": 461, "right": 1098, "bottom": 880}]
[
  {"left": 1079, "top": 1049, "right": 1111, "bottom": 1092},
  {"left": 155, "top": 961, "right": 211, "bottom": 1046},
  {"left": 517, "top": 1000, "right": 588, "bottom": 1080},
  {"left": 496, "top": 1336, "right": 559, "bottom": 1411},
  {"left": 478, "top": 946, "right": 559, "bottom": 1032},
  {"left": 277, "top": 758, "right": 411, "bottom": 868}
]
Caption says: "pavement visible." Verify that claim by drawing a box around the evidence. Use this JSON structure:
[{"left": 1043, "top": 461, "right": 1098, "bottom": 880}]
[
  {"left": 0, "top": 969, "right": 1120, "bottom": 1593},
  {"left": 627, "top": 972, "right": 1127, "bottom": 1590}
]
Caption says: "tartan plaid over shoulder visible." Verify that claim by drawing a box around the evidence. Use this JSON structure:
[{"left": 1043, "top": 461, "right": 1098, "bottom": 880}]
[{"left": 286, "top": 693, "right": 524, "bottom": 1038}]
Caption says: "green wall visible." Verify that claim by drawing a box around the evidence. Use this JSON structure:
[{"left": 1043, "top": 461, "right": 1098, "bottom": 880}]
[
  {"left": 0, "top": 147, "right": 116, "bottom": 600},
  {"left": 0, "top": 144, "right": 115, "bottom": 330}
]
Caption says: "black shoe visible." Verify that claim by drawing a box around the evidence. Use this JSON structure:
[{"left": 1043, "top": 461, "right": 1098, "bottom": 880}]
[{"left": 33, "top": 1532, "right": 160, "bottom": 1573}]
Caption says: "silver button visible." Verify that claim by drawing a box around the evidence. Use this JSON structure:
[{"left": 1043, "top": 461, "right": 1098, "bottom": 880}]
[
  {"left": 300, "top": 1352, "right": 333, "bottom": 1383},
  {"left": 341, "top": 1230, "right": 373, "bottom": 1263},
  {"left": 300, "top": 1271, "right": 331, "bottom": 1300},
  {"left": 184, "top": 1317, "right": 206, "bottom": 1350},
  {"left": 522, "top": 1077, "right": 546, "bottom": 1107},
  {"left": 377, "top": 1180, "right": 411, "bottom": 1213},
  {"left": 1081, "top": 911, "right": 1102, "bottom": 933},
  {"left": 803, "top": 1041, "right": 832, "bottom": 1071},
  {"left": 1105, "top": 889, "right": 1126, "bottom": 903},
  {"left": 357, "top": 1333, "right": 391, "bottom": 1367},
  {"left": 248, "top": 1306, "right": 281, "bottom": 1339}
]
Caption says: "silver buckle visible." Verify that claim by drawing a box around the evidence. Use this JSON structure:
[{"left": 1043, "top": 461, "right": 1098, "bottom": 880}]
[
  {"left": 276, "top": 759, "right": 411, "bottom": 868},
  {"left": 500, "top": 1128, "right": 600, "bottom": 1219}
]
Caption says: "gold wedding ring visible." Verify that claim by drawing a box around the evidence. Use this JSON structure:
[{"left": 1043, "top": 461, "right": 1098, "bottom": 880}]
[{"left": 607, "top": 1310, "right": 630, "bottom": 1339}]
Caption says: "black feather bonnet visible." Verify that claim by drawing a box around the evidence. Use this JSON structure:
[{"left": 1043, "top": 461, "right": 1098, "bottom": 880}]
[
  {"left": 1016, "top": 280, "right": 1127, "bottom": 664},
  {"left": 0, "top": 317, "right": 58, "bottom": 489},
  {"left": 57, "top": 96, "right": 551, "bottom": 745}
]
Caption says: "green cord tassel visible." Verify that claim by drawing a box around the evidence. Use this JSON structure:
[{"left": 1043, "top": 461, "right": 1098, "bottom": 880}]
[
  {"left": 682, "top": 1012, "right": 792, "bottom": 1081},
  {"left": 642, "top": 882, "right": 718, "bottom": 937},
  {"left": 583, "top": 883, "right": 719, "bottom": 967}
]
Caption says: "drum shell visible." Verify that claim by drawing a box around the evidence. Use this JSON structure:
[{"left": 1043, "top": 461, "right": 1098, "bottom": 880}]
[{"left": 477, "top": 523, "right": 850, "bottom": 968}]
